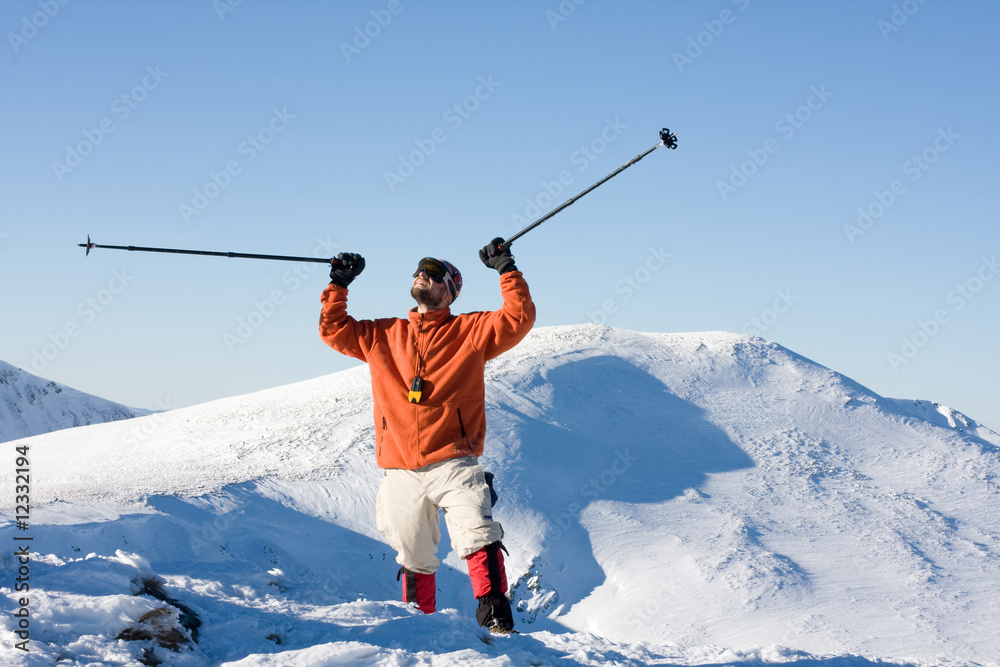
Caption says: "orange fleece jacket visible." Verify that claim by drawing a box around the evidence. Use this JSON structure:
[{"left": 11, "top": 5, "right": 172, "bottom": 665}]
[{"left": 319, "top": 271, "right": 535, "bottom": 470}]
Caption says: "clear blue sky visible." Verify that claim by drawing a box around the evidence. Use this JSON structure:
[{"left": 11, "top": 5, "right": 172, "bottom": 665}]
[{"left": 2, "top": 1, "right": 997, "bottom": 430}]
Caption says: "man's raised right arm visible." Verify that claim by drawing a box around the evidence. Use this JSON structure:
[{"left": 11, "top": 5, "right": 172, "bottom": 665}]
[{"left": 319, "top": 252, "right": 371, "bottom": 361}]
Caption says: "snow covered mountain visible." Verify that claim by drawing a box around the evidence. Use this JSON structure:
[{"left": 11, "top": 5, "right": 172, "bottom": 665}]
[
  {"left": 0, "top": 360, "right": 143, "bottom": 444},
  {"left": 2, "top": 325, "right": 998, "bottom": 666}
]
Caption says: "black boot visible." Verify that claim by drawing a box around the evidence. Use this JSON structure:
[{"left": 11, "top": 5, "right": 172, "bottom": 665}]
[{"left": 476, "top": 591, "right": 514, "bottom": 634}]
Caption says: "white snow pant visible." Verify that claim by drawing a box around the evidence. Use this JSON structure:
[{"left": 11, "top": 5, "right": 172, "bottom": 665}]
[{"left": 375, "top": 456, "right": 503, "bottom": 574}]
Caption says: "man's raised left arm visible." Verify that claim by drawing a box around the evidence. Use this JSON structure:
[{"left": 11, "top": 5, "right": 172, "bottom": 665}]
[{"left": 475, "top": 238, "right": 536, "bottom": 359}]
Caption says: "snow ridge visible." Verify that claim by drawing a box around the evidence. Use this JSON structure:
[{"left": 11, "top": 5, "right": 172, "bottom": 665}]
[
  {"left": 1, "top": 325, "right": 998, "bottom": 666},
  {"left": 0, "top": 360, "right": 142, "bottom": 444}
]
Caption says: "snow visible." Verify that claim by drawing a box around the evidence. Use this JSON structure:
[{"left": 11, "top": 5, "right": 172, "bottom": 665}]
[
  {"left": 0, "top": 361, "right": 144, "bottom": 445},
  {"left": 2, "top": 324, "right": 998, "bottom": 666}
]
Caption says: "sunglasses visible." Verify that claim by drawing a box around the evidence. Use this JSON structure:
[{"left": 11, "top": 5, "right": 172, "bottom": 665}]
[
  {"left": 412, "top": 258, "right": 448, "bottom": 283},
  {"left": 413, "top": 257, "right": 457, "bottom": 300}
]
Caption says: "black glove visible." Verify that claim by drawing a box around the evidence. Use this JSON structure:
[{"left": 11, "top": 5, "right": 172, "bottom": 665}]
[
  {"left": 479, "top": 237, "right": 517, "bottom": 274},
  {"left": 329, "top": 252, "right": 365, "bottom": 287}
]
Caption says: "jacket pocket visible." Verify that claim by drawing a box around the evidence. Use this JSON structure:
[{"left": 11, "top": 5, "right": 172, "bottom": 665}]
[
  {"left": 456, "top": 408, "right": 472, "bottom": 451},
  {"left": 378, "top": 415, "right": 387, "bottom": 457}
]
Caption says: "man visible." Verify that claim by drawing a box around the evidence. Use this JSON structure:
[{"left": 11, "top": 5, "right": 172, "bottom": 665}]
[{"left": 318, "top": 238, "right": 535, "bottom": 633}]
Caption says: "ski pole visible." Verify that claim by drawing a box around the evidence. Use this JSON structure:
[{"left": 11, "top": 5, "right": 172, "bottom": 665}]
[
  {"left": 501, "top": 128, "right": 678, "bottom": 251},
  {"left": 78, "top": 236, "right": 341, "bottom": 265}
]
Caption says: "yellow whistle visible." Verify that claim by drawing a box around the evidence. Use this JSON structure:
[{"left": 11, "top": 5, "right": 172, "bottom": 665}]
[{"left": 409, "top": 377, "right": 423, "bottom": 404}]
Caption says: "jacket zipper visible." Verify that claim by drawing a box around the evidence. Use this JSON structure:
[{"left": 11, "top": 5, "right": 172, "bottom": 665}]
[{"left": 413, "top": 314, "right": 426, "bottom": 394}]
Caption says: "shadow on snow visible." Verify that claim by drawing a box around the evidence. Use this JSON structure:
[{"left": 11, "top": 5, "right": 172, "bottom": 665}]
[{"left": 491, "top": 355, "right": 755, "bottom": 617}]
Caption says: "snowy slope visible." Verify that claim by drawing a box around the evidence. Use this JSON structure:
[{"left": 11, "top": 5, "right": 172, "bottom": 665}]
[
  {"left": 1, "top": 325, "right": 998, "bottom": 666},
  {"left": 0, "top": 361, "right": 143, "bottom": 444}
]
